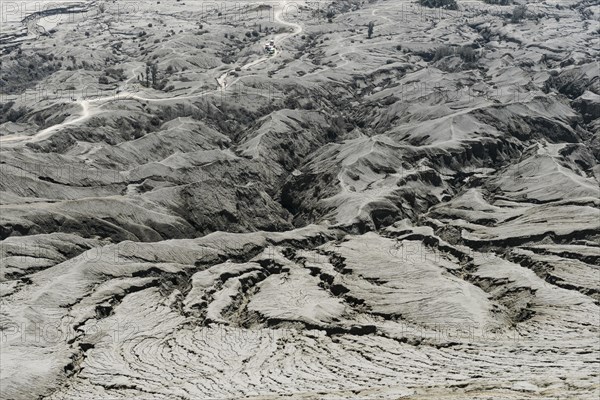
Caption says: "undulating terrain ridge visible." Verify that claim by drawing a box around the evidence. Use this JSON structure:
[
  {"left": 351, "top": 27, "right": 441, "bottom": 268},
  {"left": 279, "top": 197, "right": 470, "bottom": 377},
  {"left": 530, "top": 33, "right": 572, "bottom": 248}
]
[{"left": 1, "top": 0, "right": 599, "bottom": 398}]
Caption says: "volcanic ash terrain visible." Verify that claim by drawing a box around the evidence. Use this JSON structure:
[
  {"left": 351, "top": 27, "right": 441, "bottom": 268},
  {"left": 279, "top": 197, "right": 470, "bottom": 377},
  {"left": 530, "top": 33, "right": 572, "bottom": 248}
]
[{"left": 1, "top": 0, "right": 599, "bottom": 399}]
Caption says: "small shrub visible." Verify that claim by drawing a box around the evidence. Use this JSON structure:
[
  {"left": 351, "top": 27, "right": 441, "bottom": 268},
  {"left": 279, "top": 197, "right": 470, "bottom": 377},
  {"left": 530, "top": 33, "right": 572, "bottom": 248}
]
[
  {"left": 104, "top": 68, "right": 126, "bottom": 81},
  {"left": 457, "top": 45, "right": 477, "bottom": 62},
  {"left": 483, "top": 0, "right": 511, "bottom": 5},
  {"left": 433, "top": 45, "right": 453, "bottom": 61},
  {"left": 419, "top": 0, "right": 458, "bottom": 10},
  {"left": 511, "top": 5, "right": 527, "bottom": 23}
]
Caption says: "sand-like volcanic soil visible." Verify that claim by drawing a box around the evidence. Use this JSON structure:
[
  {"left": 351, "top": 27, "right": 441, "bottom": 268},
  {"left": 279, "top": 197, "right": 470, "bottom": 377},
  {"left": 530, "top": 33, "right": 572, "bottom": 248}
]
[{"left": 1, "top": 0, "right": 599, "bottom": 399}]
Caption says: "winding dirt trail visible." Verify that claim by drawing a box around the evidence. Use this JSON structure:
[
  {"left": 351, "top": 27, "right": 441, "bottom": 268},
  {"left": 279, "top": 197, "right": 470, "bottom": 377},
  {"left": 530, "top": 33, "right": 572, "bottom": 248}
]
[
  {"left": 1, "top": 1, "right": 304, "bottom": 145},
  {"left": 216, "top": 2, "right": 302, "bottom": 89}
]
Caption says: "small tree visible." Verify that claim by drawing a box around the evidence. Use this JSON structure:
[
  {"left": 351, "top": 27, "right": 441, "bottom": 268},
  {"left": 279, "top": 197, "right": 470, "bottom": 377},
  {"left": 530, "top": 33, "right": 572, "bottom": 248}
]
[
  {"left": 511, "top": 5, "right": 527, "bottom": 23},
  {"left": 367, "top": 21, "right": 374, "bottom": 39},
  {"left": 150, "top": 63, "right": 158, "bottom": 86}
]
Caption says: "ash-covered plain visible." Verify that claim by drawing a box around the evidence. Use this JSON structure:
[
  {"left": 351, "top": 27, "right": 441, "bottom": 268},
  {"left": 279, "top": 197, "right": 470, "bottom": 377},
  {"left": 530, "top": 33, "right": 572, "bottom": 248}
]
[{"left": 1, "top": 0, "right": 599, "bottom": 399}]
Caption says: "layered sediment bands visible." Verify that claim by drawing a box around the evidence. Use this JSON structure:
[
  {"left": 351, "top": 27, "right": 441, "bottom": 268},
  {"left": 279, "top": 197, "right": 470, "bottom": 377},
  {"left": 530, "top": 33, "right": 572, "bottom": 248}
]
[
  {"left": 1, "top": 0, "right": 599, "bottom": 398},
  {"left": 3, "top": 227, "right": 598, "bottom": 399}
]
